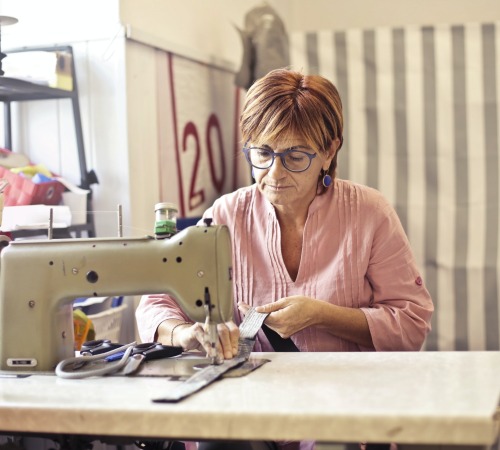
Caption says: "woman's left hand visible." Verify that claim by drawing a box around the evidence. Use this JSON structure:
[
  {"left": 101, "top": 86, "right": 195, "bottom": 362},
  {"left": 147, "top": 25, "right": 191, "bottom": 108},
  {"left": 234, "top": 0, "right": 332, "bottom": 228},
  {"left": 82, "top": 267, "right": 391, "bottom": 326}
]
[{"left": 238, "top": 296, "right": 318, "bottom": 339}]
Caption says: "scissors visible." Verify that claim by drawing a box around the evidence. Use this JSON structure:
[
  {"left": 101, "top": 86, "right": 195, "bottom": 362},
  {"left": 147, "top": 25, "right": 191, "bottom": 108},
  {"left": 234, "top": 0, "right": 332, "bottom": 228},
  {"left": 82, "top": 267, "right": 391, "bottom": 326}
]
[
  {"left": 100, "top": 341, "right": 183, "bottom": 362},
  {"left": 55, "top": 341, "right": 183, "bottom": 379}
]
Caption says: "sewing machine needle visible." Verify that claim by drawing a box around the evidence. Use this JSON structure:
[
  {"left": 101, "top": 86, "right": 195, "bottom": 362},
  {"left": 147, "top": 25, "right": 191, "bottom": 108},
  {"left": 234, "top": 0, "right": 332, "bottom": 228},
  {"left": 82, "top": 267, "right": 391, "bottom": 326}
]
[{"left": 208, "top": 321, "right": 218, "bottom": 364}]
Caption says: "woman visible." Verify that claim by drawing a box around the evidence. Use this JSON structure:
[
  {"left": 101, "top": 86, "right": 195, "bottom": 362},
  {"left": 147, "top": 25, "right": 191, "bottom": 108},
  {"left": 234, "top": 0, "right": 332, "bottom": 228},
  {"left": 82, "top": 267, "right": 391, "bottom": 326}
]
[{"left": 136, "top": 68, "right": 434, "bottom": 450}]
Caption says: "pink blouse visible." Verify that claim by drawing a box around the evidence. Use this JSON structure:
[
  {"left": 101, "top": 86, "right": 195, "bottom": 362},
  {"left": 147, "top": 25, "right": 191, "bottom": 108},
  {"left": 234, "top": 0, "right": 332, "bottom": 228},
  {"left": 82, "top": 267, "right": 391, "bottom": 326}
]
[{"left": 136, "top": 179, "right": 433, "bottom": 352}]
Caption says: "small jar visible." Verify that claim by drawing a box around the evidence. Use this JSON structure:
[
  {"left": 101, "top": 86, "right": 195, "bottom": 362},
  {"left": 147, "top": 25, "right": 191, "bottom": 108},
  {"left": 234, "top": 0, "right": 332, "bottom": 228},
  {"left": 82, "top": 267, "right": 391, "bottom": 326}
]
[{"left": 154, "top": 202, "right": 178, "bottom": 238}]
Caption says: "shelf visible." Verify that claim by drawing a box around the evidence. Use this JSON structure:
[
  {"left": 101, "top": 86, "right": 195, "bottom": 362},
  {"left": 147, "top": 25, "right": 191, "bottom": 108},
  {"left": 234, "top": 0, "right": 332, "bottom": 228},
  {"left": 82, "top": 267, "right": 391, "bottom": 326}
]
[
  {"left": 0, "top": 45, "right": 97, "bottom": 238},
  {"left": 0, "top": 77, "right": 74, "bottom": 102},
  {"left": 10, "top": 223, "right": 95, "bottom": 240}
]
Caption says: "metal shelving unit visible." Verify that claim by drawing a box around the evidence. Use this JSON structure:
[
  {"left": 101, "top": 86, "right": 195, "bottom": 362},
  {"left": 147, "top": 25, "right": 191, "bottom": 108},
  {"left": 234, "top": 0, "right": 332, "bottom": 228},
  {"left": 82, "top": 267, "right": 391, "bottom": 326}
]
[{"left": 0, "top": 45, "right": 97, "bottom": 238}]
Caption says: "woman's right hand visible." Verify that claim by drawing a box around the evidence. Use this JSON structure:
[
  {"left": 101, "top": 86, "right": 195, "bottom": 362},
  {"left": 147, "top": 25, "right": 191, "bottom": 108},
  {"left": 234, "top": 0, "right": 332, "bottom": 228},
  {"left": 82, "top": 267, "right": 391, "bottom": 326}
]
[
  {"left": 175, "top": 322, "right": 205, "bottom": 351},
  {"left": 160, "top": 320, "right": 239, "bottom": 361}
]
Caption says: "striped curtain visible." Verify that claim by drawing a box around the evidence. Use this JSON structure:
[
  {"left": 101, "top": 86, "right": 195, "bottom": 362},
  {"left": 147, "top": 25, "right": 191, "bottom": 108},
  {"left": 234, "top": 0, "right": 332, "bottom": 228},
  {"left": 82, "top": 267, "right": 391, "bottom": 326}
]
[{"left": 290, "top": 22, "right": 500, "bottom": 351}]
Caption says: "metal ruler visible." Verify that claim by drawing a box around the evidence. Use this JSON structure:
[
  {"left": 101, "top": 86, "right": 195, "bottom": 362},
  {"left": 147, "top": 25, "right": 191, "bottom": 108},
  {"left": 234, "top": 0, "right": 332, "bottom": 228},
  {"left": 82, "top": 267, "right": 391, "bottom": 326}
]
[{"left": 152, "top": 308, "right": 268, "bottom": 403}]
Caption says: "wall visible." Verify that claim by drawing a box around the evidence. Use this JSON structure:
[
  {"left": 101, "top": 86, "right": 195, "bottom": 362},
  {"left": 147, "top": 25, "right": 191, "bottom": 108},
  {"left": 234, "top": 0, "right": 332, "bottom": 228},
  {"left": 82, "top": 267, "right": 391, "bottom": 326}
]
[
  {"left": 288, "top": 0, "right": 500, "bottom": 30},
  {"left": 118, "top": 0, "right": 291, "bottom": 70}
]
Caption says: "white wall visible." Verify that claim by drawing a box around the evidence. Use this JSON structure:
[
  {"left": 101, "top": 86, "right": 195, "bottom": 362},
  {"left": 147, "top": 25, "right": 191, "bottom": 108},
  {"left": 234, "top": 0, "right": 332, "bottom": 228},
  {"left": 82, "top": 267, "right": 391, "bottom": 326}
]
[
  {"left": 0, "top": 0, "right": 121, "bottom": 46},
  {"left": 288, "top": 0, "right": 500, "bottom": 31},
  {"left": 118, "top": 0, "right": 291, "bottom": 70}
]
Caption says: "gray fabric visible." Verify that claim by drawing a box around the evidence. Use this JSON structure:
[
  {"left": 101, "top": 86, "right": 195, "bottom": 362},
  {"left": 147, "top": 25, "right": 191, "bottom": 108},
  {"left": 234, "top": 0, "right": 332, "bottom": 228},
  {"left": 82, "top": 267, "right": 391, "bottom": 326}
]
[
  {"left": 451, "top": 25, "right": 469, "bottom": 350},
  {"left": 364, "top": 29, "right": 379, "bottom": 189},
  {"left": 306, "top": 32, "right": 319, "bottom": 74},
  {"left": 421, "top": 26, "right": 439, "bottom": 351},
  {"left": 393, "top": 28, "right": 409, "bottom": 231},
  {"left": 334, "top": 31, "right": 349, "bottom": 178},
  {"left": 482, "top": 23, "right": 500, "bottom": 350},
  {"left": 235, "top": 4, "right": 290, "bottom": 89}
]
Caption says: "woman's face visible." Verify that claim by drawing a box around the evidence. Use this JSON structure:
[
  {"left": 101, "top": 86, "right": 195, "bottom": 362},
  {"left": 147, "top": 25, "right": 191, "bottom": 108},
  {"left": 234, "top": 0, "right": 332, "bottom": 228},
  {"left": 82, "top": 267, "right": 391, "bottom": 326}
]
[{"left": 251, "top": 136, "right": 333, "bottom": 211}]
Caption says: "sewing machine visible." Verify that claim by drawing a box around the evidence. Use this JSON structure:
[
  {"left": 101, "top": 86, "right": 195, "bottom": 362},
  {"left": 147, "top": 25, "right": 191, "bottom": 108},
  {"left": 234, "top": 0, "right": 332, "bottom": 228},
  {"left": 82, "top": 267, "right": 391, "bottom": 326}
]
[{"left": 0, "top": 224, "right": 233, "bottom": 372}]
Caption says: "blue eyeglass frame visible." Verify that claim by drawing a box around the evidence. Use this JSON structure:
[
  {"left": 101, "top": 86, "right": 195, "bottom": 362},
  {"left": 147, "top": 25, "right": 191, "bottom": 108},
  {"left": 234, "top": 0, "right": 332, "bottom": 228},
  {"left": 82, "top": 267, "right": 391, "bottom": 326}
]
[{"left": 242, "top": 146, "right": 318, "bottom": 173}]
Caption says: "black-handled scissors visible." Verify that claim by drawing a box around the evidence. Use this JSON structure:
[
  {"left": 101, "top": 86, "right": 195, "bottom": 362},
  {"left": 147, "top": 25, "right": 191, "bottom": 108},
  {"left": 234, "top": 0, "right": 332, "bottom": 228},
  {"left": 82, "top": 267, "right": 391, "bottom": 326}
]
[
  {"left": 104, "top": 342, "right": 183, "bottom": 362},
  {"left": 56, "top": 342, "right": 137, "bottom": 379},
  {"left": 81, "top": 340, "right": 183, "bottom": 361},
  {"left": 56, "top": 341, "right": 183, "bottom": 379}
]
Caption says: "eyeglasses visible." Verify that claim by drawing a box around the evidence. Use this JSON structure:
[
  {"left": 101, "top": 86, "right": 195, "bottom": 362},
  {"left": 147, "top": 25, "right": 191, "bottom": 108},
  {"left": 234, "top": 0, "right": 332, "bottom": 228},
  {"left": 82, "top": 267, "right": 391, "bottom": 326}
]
[{"left": 242, "top": 146, "right": 317, "bottom": 173}]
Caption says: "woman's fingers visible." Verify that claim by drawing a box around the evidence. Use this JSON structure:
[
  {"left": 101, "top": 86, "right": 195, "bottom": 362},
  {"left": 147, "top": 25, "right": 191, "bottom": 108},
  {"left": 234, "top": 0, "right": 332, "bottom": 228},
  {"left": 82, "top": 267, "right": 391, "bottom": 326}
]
[{"left": 218, "top": 321, "right": 240, "bottom": 358}]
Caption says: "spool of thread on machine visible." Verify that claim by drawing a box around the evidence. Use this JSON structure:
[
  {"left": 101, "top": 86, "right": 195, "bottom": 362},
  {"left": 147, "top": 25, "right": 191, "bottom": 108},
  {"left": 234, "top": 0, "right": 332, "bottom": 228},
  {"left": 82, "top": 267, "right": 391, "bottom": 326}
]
[{"left": 154, "top": 202, "right": 178, "bottom": 238}]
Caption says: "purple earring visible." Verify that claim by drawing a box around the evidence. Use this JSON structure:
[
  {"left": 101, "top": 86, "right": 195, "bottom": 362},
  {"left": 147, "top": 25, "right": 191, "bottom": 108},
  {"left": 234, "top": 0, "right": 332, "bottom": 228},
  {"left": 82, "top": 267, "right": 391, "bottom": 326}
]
[{"left": 322, "top": 170, "right": 332, "bottom": 188}]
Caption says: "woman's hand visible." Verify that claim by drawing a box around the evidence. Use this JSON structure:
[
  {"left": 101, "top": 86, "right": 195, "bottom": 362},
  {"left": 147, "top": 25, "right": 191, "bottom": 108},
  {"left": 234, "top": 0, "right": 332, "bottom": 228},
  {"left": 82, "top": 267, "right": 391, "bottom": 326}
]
[
  {"left": 238, "top": 296, "right": 318, "bottom": 338},
  {"left": 239, "top": 296, "right": 374, "bottom": 349},
  {"left": 170, "top": 320, "right": 240, "bottom": 361}
]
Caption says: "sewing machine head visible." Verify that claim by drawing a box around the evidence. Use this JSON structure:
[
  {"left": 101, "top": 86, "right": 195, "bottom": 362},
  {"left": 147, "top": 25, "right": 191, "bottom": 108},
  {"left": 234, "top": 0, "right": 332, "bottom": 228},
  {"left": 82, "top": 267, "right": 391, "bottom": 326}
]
[{"left": 0, "top": 224, "right": 233, "bottom": 372}]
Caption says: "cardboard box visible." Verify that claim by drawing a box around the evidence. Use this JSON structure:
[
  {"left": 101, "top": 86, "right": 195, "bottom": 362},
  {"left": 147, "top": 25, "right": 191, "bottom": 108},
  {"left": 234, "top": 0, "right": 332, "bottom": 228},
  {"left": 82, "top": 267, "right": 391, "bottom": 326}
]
[
  {"left": 57, "top": 177, "right": 90, "bottom": 226},
  {"left": 3, "top": 50, "right": 73, "bottom": 91},
  {"left": 0, "top": 205, "right": 72, "bottom": 231},
  {"left": 0, "top": 166, "right": 65, "bottom": 206},
  {"left": 62, "top": 191, "right": 88, "bottom": 225}
]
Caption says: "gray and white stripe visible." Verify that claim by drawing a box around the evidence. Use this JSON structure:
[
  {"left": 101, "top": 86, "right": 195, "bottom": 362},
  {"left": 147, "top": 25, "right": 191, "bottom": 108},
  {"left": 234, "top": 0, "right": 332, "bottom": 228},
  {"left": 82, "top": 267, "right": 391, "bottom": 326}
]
[{"left": 290, "top": 22, "right": 500, "bottom": 351}]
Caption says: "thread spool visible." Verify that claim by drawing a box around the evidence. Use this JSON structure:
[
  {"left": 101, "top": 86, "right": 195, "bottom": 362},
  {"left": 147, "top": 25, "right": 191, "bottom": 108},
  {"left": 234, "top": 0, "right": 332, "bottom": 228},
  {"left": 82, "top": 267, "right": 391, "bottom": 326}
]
[{"left": 154, "top": 202, "right": 178, "bottom": 238}]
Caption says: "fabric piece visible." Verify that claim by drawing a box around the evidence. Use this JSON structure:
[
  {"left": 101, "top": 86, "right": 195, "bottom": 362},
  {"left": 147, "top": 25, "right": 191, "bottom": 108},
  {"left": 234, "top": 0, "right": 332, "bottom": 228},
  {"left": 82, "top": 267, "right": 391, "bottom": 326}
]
[{"left": 234, "top": 4, "right": 290, "bottom": 89}]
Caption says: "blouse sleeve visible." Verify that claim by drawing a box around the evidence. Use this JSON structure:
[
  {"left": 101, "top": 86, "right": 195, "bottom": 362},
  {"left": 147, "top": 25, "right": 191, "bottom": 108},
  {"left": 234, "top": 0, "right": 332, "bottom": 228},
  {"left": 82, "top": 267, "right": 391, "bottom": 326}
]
[
  {"left": 135, "top": 294, "right": 191, "bottom": 343},
  {"left": 361, "top": 196, "right": 434, "bottom": 351}
]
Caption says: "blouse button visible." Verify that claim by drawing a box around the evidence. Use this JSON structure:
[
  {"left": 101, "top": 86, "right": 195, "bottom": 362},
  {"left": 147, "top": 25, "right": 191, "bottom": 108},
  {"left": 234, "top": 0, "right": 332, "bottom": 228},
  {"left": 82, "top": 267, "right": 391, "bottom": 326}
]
[{"left": 415, "top": 276, "right": 423, "bottom": 286}]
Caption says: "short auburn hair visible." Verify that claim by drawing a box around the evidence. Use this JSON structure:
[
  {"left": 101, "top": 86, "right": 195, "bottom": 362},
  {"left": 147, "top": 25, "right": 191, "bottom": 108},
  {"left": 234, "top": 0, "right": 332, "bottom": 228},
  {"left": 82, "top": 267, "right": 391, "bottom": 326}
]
[{"left": 240, "top": 68, "right": 344, "bottom": 186}]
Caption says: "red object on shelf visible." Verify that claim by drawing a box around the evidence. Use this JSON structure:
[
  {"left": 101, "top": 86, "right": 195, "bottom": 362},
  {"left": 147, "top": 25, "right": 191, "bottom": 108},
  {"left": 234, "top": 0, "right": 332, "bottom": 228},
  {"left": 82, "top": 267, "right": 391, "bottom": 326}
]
[{"left": 0, "top": 166, "right": 64, "bottom": 206}]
